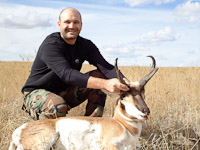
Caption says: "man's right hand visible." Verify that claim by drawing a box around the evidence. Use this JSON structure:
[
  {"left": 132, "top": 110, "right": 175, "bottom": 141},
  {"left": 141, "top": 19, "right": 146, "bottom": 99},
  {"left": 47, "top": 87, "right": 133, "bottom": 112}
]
[
  {"left": 87, "top": 76, "right": 129, "bottom": 93},
  {"left": 103, "top": 78, "right": 129, "bottom": 93}
]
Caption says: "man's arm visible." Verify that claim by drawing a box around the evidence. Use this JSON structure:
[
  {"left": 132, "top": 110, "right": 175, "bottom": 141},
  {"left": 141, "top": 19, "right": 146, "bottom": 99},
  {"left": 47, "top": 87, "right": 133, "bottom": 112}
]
[{"left": 87, "top": 76, "right": 129, "bottom": 93}]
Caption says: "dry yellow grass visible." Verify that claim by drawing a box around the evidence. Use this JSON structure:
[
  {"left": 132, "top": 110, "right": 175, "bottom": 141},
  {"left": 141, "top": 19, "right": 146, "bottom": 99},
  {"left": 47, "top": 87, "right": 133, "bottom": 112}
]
[{"left": 0, "top": 61, "right": 200, "bottom": 149}]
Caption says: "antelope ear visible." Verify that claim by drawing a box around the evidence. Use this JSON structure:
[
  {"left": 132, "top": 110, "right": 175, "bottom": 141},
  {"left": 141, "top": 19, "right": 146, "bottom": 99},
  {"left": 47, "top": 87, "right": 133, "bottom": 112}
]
[{"left": 129, "top": 81, "right": 140, "bottom": 89}]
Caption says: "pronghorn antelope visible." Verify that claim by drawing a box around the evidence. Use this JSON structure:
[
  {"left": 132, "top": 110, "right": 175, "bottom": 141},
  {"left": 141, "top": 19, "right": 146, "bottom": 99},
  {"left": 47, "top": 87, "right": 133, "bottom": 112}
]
[{"left": 9, "top": 56, "right": 158, "bottom": 150}]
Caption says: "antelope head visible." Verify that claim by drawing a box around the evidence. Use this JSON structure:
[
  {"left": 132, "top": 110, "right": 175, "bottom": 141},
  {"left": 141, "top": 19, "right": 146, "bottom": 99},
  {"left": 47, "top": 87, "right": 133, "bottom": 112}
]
[{"left": 115, "top": 56, "right": 159, "bottom": 120}]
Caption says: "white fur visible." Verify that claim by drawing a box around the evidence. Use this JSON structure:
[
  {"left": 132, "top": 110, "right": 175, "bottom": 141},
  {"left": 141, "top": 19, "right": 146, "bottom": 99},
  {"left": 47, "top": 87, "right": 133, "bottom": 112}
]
[
  {"left": 129, "top": 81, "right": 140, "bottom": 87},
  {"left": 111, "top": 120, "right": 141, "bottom": 149},
  {"left": 122, "top": 100, "right": 146, "bottom": 120},
  {"left": 9, "top": 123, "right": 26, "bottom": 150},
  {"left": 117, "top": 109, "right": 134, "bottom": 122},
  {"left": 56, "top": 119, "right": 102, "bottom": 150}
]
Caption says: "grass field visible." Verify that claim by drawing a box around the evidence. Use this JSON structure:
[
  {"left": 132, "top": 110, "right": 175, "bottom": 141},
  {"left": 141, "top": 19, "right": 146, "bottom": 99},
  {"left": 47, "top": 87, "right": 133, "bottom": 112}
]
[{"left": 0, "top": 61, "right": 200, "bottom": 149}]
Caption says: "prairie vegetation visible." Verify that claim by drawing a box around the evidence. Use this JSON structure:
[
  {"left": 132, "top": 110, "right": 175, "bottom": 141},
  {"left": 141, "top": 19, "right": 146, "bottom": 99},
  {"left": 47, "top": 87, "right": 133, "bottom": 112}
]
[{"left": 0, "top": 61, "right": 199, "bottom": 149}]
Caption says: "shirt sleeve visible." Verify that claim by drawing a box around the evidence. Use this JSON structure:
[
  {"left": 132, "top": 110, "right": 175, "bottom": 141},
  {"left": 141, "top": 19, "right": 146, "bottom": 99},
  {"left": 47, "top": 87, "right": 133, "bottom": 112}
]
[
  {"left": 86, "top": 40, "right": 125, "bottom": 79},
  {"left": 40, "top": 43, "right": 90, "bottom": 87}
]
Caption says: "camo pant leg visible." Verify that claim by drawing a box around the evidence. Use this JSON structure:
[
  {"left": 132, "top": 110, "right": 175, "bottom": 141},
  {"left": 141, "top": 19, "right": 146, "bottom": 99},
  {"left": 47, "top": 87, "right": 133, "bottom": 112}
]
[
  {"left": 59, "top": 70, "right": 107, "bottom": 117},
  {"left": 86, "top": 70, "right": 107, "bottom": 116},
  {"left": 22, "top": 89, "right": 70, "bottom": 120}
]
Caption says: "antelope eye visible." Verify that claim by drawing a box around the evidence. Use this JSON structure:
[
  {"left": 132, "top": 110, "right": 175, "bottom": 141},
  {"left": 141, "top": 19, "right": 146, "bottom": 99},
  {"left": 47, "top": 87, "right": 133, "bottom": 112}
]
[{"left": 121, "top": 93, "right": 127, "bottom": 98}]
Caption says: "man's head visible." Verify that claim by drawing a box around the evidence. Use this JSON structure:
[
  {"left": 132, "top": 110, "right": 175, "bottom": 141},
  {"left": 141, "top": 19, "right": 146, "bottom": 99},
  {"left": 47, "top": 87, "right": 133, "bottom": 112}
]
[{"left": 58, "top": 8, "right": 82, "bottom": 45}]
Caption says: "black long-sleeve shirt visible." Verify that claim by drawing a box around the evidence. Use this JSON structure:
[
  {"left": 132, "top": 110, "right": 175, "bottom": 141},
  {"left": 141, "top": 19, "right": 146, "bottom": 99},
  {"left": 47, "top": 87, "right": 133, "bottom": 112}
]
[{"left": 22, "top": 32, "right": 118, "bottom": 94}]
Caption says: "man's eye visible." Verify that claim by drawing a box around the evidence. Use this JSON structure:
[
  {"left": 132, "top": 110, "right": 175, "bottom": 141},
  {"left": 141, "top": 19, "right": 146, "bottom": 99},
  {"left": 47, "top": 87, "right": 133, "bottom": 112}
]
[{"left": 64, "top": 20, "right": 70, "bottom": 24}]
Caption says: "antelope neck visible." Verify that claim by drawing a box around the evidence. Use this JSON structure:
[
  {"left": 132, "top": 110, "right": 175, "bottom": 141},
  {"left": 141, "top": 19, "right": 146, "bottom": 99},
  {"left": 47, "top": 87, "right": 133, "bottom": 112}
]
[{"left": 114, "top": 106, "right": 141, "bottom": 136}]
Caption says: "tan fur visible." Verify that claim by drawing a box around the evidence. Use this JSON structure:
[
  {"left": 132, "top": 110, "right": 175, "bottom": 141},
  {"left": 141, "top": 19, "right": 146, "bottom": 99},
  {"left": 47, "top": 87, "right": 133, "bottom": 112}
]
[{"left": 20, "top": 119, "right": 58, "bottom": 149}]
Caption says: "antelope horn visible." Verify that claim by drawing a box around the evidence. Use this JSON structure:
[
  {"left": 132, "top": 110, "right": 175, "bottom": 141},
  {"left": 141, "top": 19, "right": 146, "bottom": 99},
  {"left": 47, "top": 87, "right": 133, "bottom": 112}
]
[
  {"left": 139, "top": 56, "right": 159, "bottom": 88},
  {"left": 115, "top": 58, "right": 130, "bottom": 88}
]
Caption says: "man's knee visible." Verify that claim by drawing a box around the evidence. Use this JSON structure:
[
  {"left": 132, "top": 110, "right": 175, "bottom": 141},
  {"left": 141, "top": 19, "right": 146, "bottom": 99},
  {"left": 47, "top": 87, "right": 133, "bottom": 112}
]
[
  {"left": 88, "top": 89, "right": 106, "bottom": 106},
  {"left": 41, "top": 95, "right": 70, "bottom": 119},
  {"left": 44, "top": 93, "right": 70, "bottom": 112},
  {"left": 22, "top": 89, "right": 70, "bottom": 120},
  {"left": 39, "top": 103, "right": 69, "bottom": 120},
  {"left": 85, "top": 89, "right": 107, "bottom": 116}
]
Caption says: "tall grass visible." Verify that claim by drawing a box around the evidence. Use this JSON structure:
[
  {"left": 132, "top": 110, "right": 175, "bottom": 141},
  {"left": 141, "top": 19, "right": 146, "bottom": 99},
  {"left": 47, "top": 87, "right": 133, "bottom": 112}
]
[{"left": 0, "top": 62, "right": 199, "bottom": 149}]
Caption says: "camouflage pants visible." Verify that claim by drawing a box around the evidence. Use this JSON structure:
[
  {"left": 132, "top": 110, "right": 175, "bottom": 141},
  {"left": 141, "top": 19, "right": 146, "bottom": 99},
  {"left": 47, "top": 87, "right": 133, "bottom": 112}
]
[{"left": 22, "top": 70, "right": 107, "bottom": 120}]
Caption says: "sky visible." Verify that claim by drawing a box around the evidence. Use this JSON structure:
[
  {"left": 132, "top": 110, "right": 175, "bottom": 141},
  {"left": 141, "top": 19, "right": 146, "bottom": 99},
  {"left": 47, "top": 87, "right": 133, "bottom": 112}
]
[{"left": 0, "top": 0, "right": 200, "bottom": 67}]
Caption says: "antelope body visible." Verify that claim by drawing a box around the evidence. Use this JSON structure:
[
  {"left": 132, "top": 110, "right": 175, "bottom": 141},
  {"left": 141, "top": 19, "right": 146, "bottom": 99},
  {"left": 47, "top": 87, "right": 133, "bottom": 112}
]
[{"left": 9, "top": 56, "right": 158, "bottom": 150}]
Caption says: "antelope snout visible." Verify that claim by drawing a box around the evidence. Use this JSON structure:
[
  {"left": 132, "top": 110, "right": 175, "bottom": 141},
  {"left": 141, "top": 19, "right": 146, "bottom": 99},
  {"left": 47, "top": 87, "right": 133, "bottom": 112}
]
[{"left": 142, "top": 108, "right": 150, "bottom": 115}]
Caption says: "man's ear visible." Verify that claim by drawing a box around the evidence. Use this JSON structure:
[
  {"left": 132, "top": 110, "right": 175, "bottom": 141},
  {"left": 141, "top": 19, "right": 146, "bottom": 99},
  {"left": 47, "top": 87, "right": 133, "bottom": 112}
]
[{"left": 57, "top": 21, "right": 61, "bottom": 28}]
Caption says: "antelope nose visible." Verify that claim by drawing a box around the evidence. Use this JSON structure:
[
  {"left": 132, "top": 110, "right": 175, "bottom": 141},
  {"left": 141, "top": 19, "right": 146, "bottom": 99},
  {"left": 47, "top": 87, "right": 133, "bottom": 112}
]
[{"left": 142, "top": 108, "right": 150, "bottom": 115}]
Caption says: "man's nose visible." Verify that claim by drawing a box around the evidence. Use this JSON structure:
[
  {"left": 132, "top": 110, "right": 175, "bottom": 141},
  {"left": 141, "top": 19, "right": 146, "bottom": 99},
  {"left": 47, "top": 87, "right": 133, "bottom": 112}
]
[{"left": 68, "top": 22, "right": 74, "bottom": 28}]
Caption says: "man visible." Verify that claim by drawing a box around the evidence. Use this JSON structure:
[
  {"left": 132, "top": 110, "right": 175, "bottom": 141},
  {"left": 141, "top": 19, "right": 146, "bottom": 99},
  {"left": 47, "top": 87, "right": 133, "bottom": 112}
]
[{"left": 22, "top": 8, "right": 129, "bottom": 120}]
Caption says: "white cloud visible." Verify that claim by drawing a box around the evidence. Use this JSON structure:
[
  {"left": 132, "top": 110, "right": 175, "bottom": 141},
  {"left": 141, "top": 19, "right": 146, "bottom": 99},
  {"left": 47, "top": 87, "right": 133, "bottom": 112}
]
[
  {"left": 0, "top": 3, "right": 60, "bottom": 61},
  {"left": 99, "top": 26, "right": 180, "bottom": 66},
  {"left": 140, "top": 26, "right": 176, "bottom": 43},
  {"left": 0, "top": 4, "right": 57, "bottom": 28},
  {"left": 100, "top": 28, "right": 170, "bottom": 58},
  {"left": 124, "top": 0, "right": 175, "bottom": 7},
  {"left": 174, "top": 0, "right": 200, "bottom": 24},
  {"left": 103, "top": 43, "right": 134, "bottom": 55}
]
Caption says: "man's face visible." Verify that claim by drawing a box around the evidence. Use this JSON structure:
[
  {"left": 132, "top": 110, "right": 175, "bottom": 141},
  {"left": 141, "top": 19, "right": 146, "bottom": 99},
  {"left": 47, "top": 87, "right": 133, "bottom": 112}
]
[{"left": 58, "top": 9, "right": 82, "bottom": 44}]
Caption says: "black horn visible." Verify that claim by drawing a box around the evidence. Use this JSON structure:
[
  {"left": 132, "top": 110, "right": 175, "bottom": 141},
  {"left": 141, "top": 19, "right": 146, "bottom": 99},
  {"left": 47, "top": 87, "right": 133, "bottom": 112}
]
[
  {"left": 115, "top": 58, "right": 130, "bottom": 88},
  {"left": 139, "top": 56, "right": 159, "bottom": 88}
]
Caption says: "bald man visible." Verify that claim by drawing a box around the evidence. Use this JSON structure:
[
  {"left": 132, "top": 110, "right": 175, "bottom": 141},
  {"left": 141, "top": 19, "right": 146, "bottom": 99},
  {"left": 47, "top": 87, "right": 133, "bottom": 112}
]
[{"left": 21, "top": 8, "right": 129, "bottom": 120}]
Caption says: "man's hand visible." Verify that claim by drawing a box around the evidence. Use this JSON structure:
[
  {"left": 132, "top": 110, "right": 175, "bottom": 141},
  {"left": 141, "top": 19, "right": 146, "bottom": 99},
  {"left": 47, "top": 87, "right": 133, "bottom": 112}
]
[
  {"left": 87, "top": 76, "right": 129, "bottom": 93},
  {"left": 103, "top": 78, "right": 129, "bottom": 93}
]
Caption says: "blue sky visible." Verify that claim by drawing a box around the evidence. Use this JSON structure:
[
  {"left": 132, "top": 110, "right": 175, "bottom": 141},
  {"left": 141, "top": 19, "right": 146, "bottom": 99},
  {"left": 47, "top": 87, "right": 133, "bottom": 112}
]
[{"left": 0, "top": 0, "right": 200, "bottom": 66}]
